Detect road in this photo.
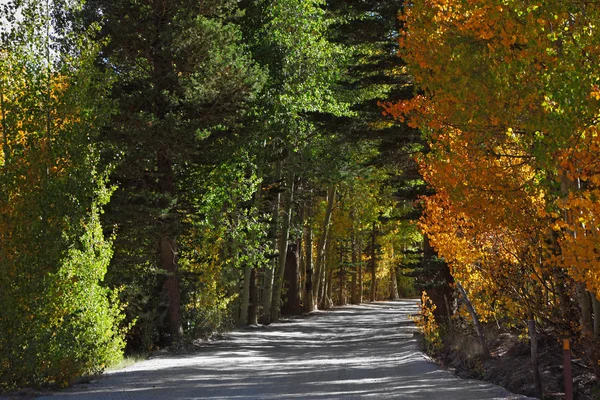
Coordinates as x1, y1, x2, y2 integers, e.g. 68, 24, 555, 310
37, 300, 532, 399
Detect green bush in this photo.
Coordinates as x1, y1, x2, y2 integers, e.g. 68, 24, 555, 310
0, 209, 126, 389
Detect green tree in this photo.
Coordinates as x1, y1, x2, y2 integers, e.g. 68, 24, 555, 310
83, 0, 264, 345
0, 0, 125, 388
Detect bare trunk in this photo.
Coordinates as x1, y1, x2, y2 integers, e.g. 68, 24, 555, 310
338, 244, 345, 306
248, 268, 258, 325
369, 222, 377, 302
529, 319, 543, 399
326, 257, 334, 309
318, 250, 328, 308
238, 264, 252, 327
160, 236, 182, 337
390, 246, 399, 300
456, 280, 489, 358
593, 293, 600, 336
305, 218, 314, 312
281, 243, 302, 315
390, 265, 400, 300
271, 171, 295, 322
261, 165, 282, 325
358, 238, 363, 303
350, 233, 358, 304
298, 237, 305, 310
312, 185, 336, 308
158, 151, 182, 339
577, 282, 593, 336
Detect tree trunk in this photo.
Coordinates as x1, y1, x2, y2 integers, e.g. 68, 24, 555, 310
358, 238, 363, 303
261, 164, 282, 325
326, 258, 334, 309
593, 293, 600, 336
528, 319, 543, 399
248, 267, 258, 325
389, 245, 399, 300
369, 222, 377, 302
577, 282, 593, 336
282, 243, 302, 315
238, 264, 252, 327
350, 233, 358, 304
158, 151, 182, 339
305, 218, 314, 312
318, 251, 328, 308
270, 171, 295, 322
298, 237, 305, 311
456, 280, 489, 358
338, 244, 345, 306
390, 265, 400, 300
312, 185, 336, 309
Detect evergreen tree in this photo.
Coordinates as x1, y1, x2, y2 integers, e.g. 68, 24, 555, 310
82, 0, 264, 345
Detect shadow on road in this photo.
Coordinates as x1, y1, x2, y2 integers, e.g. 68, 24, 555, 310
37, 300, 531, 400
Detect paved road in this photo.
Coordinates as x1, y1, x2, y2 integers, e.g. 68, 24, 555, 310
37, 300, 532, 399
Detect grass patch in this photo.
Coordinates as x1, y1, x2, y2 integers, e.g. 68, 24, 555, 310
106, 353, 149, 372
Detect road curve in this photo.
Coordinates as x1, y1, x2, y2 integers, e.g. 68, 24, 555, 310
37, 300, 532, 400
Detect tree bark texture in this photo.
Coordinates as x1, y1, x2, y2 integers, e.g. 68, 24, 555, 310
271, 171, 295, 322
338, 244, 345, 306
305, 220, 314, 312
369, 222, 377, 302
456, 280, 489, 358
593, 293, 600, 336
261, 164, 281, 324
158, 151, 182, 338
238, 264, 252, 327
358, 238, 363, 304
248, 267, 258, 325
282, 243, 302, 315
312, 185, 336, 309
528, 319, 543, 399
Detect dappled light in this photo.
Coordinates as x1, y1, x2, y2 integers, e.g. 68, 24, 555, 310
41, 301, 529, 400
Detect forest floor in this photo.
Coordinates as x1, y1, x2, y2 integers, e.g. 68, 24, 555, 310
436, 323, 600, 400
8, 300, 535, 400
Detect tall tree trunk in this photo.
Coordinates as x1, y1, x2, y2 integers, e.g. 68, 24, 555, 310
248, 267, 258, 325
312, 185, 336, 309
326, 256, 334, 309
271, 171, 295, 322
358, 238, 363, 303
282, 243, 302, 315
338, 247, 345, 306
390, 266, 400, 300
318, 250, 328, 308
389, 245, 399, 300
369, 222, 377, 302
261, 163, 282, 325
158, 151, 182, 339
593, 293, 600, 336
577, 283, 593, 336
456, 280, 489, 358
238, 264, 252, 327
351, 238, 358, 304
528, 319, 543, 399
305, 217, 314, 312
298, 237, 305, 311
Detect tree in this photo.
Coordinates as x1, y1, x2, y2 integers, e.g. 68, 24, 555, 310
388, 0, 600, 373
0, 0, 125, 388
83, 0, 264, 344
